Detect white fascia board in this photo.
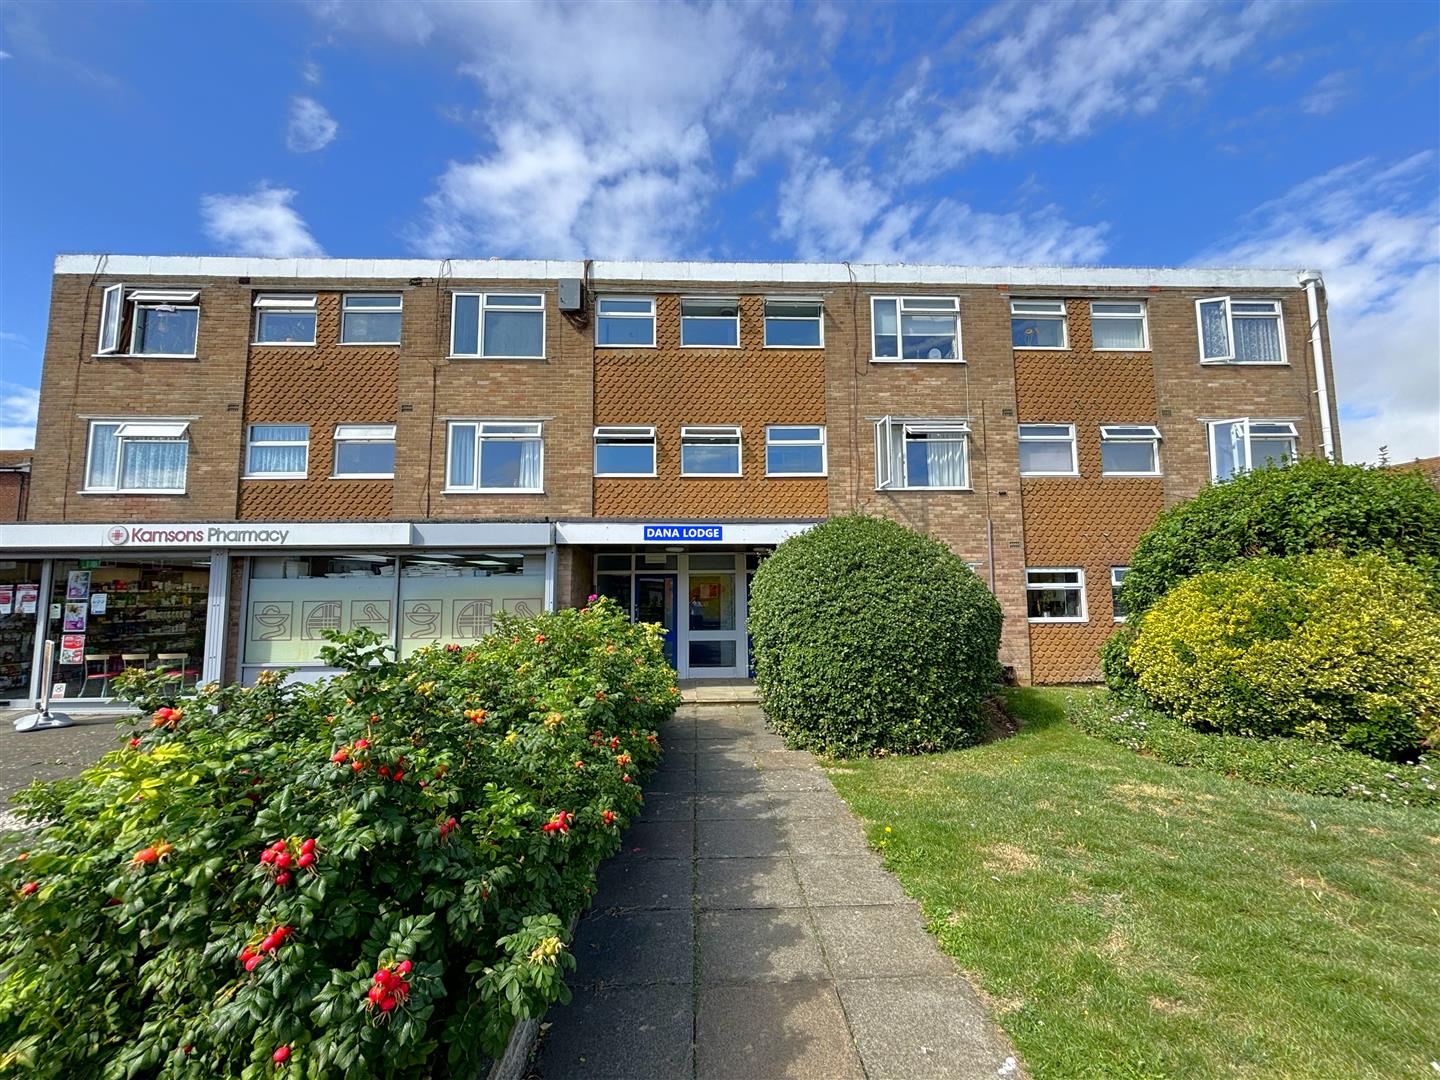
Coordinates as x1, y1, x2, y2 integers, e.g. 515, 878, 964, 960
554, 520, 820, 546
55, 255, 587, 280
410, 522, 553, 548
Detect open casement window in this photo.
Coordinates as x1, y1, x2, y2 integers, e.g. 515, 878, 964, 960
1010, 299, 1067, 349
1099, 424, 1162, 476
874, 417, 971, 489
446, 422, 544, 492
98, 286, 200, 356
593, 425, 657, 476
1018, 424, 1078, 476
595, 297, 656, 347
1026, 568, 1087, 622
332, 424, 397, 478
1208, 418, 1299, 481
253, 294, 318, 345
680, 425, 742, 476
1197, 297, 1286, 364
245, 424, 310, 478
85, 420, 190, 493
871, 296, 961, 361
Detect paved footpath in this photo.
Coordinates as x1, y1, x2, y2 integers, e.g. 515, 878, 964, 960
536, 703, 1020, 1080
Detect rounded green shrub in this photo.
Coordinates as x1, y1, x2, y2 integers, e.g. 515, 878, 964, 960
748, 515, 1003, 756
1119, 459, 1440, 619
1128, 552, 1440, 761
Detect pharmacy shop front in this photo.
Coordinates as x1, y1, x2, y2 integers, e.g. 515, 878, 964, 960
556, 521, 817, 679
0, 521, 554, 706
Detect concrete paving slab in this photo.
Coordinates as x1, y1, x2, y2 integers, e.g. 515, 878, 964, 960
698, 907, 828, 984
695, 791, 776, 820
695, 767, 766, 794
620, 819, 694, 860
697, 856, 805, 910
536, 982, 695, 1080
696, 982, 865, 1080
780, 812, 869, 855
752, 749, 821, 771
643, 766, 698, 795
697, 744, 759, 768
793, 854, 911, 906
759, 768, 834, 792
811, 905, 957, 979
696, 817, 788, 858
635, 791, 694, 822
765, 788, 848, 819
837, 976, 1019, 1080
571, 909, 694, 988
591, 856, 691, 911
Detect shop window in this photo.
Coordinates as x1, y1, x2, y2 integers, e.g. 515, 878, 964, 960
594, 426, 656, 477
680, 298, 740, 347
1018, 423, 1078, 476
871, 296, 961, 361
245, 424, 309, 479
1111, 567, 1130, 621
765, 425, 826, 475
1100, 424, 1161, 476
253, 294, 317, 344
397, 553, 544, 658
340, 294, 402, 344
874, 417, 970, 489
596, 297, 656, 347
332, 424, 396, 478
446, 421, 544, 492
763, 299, 823, 347
49, 558, 210, 700
85, 420, 189, 493
0, 561, 44, 703
680, 426, 742, 476
451, 292, 545, 358
1208, 418, 1298, 482
1026, 568, 1087, 622
97, 285, 200, 357
1090, 301, 1148, 350
1196, 297, 1285, 363
1010, 299, 1067, 349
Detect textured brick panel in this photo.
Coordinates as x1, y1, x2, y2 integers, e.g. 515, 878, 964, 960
239, 294, 398, 521
594, 295, 826, 518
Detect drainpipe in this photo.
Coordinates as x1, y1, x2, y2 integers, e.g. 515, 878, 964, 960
1298, 270, 1336, 462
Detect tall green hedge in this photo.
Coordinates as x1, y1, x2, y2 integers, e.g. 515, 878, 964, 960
748, 515, 1002, 756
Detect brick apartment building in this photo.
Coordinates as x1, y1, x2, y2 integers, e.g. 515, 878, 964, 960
0, 255, 1339, 705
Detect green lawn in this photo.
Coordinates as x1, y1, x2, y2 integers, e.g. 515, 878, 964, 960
826, 688, 1440, 1080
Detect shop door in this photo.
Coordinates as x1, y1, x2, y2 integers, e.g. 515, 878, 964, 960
633, 575, 677, 670
683, 554, 746, 678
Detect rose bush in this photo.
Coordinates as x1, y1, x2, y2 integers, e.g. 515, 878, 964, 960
0, 597, 677, 1078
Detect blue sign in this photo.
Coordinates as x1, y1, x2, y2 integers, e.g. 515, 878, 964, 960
643, 524, 724, 542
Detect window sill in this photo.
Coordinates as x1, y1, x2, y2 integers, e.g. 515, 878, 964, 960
878, 486, 974, 492
680, 474, 744, 479
1092, 346, 1151, 353
679, 344, 742, 350
93, 353, 198, 360
1100, 471, 1163, 478
442, 488, 546, 495
595, 343, 657, 350
1012, 345, 1069, 352
330, 474, 395, 481
762, 343, 824, 350
242, 474, 308, 481
251, 341, 317, 348
765, 472, 828, 478
447, 354, 547, 361
870, 358, 965, 364
78, 488, 187, 496
1020, 472, 1080, 478
595, 473, 658, 479
1028, 617, 1089, 624
339, 341, 402, 348
1199, 359, 1289, 367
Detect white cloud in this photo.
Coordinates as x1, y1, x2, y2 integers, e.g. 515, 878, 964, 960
1194, 153, 1440, 465
1299, 70, 1351, 116
199, 184, 325, 257
286, 95, 338, 153
0, 50, 12, 61
301, 60, 322, 85
0, 383, 39, 451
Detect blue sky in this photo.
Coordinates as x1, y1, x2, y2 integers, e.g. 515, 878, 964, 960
1, 0, 1437, 461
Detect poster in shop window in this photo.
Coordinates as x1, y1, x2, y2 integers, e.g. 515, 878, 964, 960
90, 593, 108, 615
16, 585, 38, 614
59, 634, 85, 665
0, 586, 12, 615
66, 570, 92, 600
63, 602, 88, 632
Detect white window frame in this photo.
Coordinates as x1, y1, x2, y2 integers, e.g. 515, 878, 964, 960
593, 425, 657, 477
1010, 299, 1068, 350
874, 416, 972, 490
762, 297, 825, 349
680, 425, 743, 477
83, 419, 191, 495
1090, 301, 1149, 351
98, 283, 124, 354
1110, 567, 1130, 622
765, 424, 827, 477
1196, 296, 1287, 365
252, 293, 318, 346
244, 423, 310, 479
332, 423, 397, 479
450, 292, 546, 359
340, 293, 403, 346
595, 296, 656, 349
680, 298, 741, 349
445, 421, 545, 494
870, 296, 963, 363
1018, 423, 1079, 477
1207, 418, 1299, 482
1099, 424, 1162, 477
1025, 568, 1088, 623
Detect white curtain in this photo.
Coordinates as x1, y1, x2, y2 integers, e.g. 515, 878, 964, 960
924, 437, 966, 486
249, 444, 307, 474
449, 425, 476, 487
1093, 318, 1144, 349
121, 440, 188, 489
87, 423, 120, 487
1199, 299, 1230, 358
1233, 317, 1282, 362
517, 439, 542, 488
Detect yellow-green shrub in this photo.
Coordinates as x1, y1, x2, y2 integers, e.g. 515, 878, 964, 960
1129, 553, 1440, 761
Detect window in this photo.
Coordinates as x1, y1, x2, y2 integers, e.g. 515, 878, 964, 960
1018, 424, 1078, 476
98, 286, 201, 357
766, 425, 826, 475
680, 298, 740, 347
1100, 424, 1162, 476
1026, 569, 1087, 622
341, 294, 402, 345
764, 299, 823, 347
596, 297, 655, 347
1091, 301, 1148, 350
1010, 299, 1067, 349
872, 296, 961, 361
245, 424, 309, 478
1196, 297, 1285, 363
333, 424, 396, 478
451, 292, 545, 358
447, 422, 543, 492
1111, 567, 1130, 622
253, 294, 317, 345
681, 426, 742, 476
594, 426, 656, 476
84, 420, 189, 493
1208, 418, 1298, 481
874, 418, 970, 489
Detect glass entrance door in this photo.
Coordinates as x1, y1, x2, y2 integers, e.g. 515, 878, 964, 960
684, 553, 746, 677
634, 574, 677, 670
